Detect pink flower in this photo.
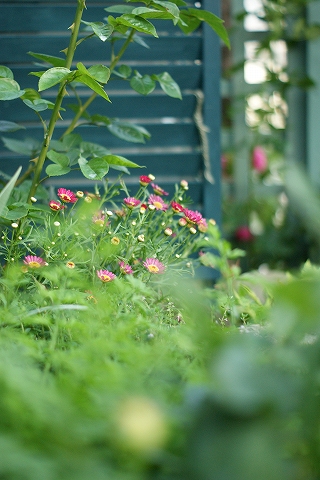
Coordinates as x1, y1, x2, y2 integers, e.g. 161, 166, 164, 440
23, 255, 46, 268
49, 200, 65, 211
123, 197, 141, 208
143, 258, 165, 274
252, 146, 268, 173
148, 194, 168, 211
151, 183, 169, 196
96, 269, 116, 282
57, 188, 77, 203
139, 175, 152, 186
171, 201, 184, 213
92, 211, 105, 227
235, 226, 254, 242
119, 261, 133, 275
184, 208, 202, 225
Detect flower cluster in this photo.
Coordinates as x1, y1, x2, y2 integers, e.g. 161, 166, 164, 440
17, 176, 213, 286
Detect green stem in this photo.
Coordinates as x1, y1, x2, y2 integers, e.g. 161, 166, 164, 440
62, 28, 136, 138
27, 0, 86, 201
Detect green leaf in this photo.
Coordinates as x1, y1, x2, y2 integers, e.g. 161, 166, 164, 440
117, 14, 158, 37
103, 154, 142, 168
0, 78, 25, 100
81, 21, 114, 41
178, 12, 200, 34
0, 121, 25, 133
38, 67, 71, 91
80, 141, 111, 158
114, 65, 132, 79
28, 52, 66, 67
75, 73, 111, 102
0, 66, 14, 79
47, 150, 70, 167
130, 74, 156, 95
3, 202, 29, 220
87, 65, 110, 84
0, 167, 22, 217
154, 72, 182, 99
87, 157, 110, 179
133, 35, 150, 49
1, 137, 40, 156
45, 164, 71, 177
78, 156, 103, 180
23, 98, 55, 112
107, 122, 150, 143
184, 8, 230, 48
105, 5, 134, 13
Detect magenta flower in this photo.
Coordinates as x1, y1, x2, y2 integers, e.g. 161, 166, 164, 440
151, 183, 169, 196
119, 261, 133, 275
57, 188, 77, 204
96, 269, 116, 282
123, 197, 141, 208
171, 201, 184, 213
139, 175, 152, 186
148, 194, 168, 211
23, 255, 46, 268
49, 200, 65, 211
252, 146, 268, 173
235, 226, 254, 242
184, 208, 203, 225
143, 258, 165, 274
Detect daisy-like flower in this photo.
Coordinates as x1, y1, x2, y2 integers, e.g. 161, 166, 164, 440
171, 201, 184, 213
151, 183, 169, 196
143, 258, 165, 274
184, 208, 203, 225
123, 197, 141, 208
148, 194, 168, 211
140, 203, 147, 214
119, 261, 133, 275
23, 255, 46, 269
164, 228, 173, 236
111, 236, 120, 245
57, 188, 77, 204
66, 261, 75, 269
92, 212, 105, 227
96, 269, 116, 282
49, 200, 65, 211
139, 175, 152, 187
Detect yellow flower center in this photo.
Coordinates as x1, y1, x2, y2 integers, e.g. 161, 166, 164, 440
101, 274, 111, 282
147, 264, 159, 273
153, 201, 163, 210
28, 261, 41, 268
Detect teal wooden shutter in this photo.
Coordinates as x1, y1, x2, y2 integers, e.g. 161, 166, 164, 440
0, 0, 221, 228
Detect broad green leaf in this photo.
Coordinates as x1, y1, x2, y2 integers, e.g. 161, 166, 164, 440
0, 66, 14, 79
81, 21, 114, 41
103, 154, 142, 168
75, 74, 111, 102
21, 88, 41, 101
178, 12, 200, 33
154, 71, 182, 99
0, 166, 22, 217
130, 74, 156, 95
87, 157, 110, 179
78, 156, 102, 180
3, 203, 28, 220
1, 137, 40, 156
185, 8, 230, 48
133, 35, 150, 49
118, 15, 158, 37
28, 52, 66, 67
87, 65, 110, 84
105, 5, 134, 13
46, 164, 71, 177
114, 65, 132, 79
23, 98, 55, 112
38, 67, 71, 91
0, 78, 25, 100
47, 150, 69, 167
152, 0, 180, 18
80, 141, 111, 158
62, 133, 82, 150
107, 122, 150, 143
0, 121, 25, 133
90, 114, 111, 125
107, 16, 129, 34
